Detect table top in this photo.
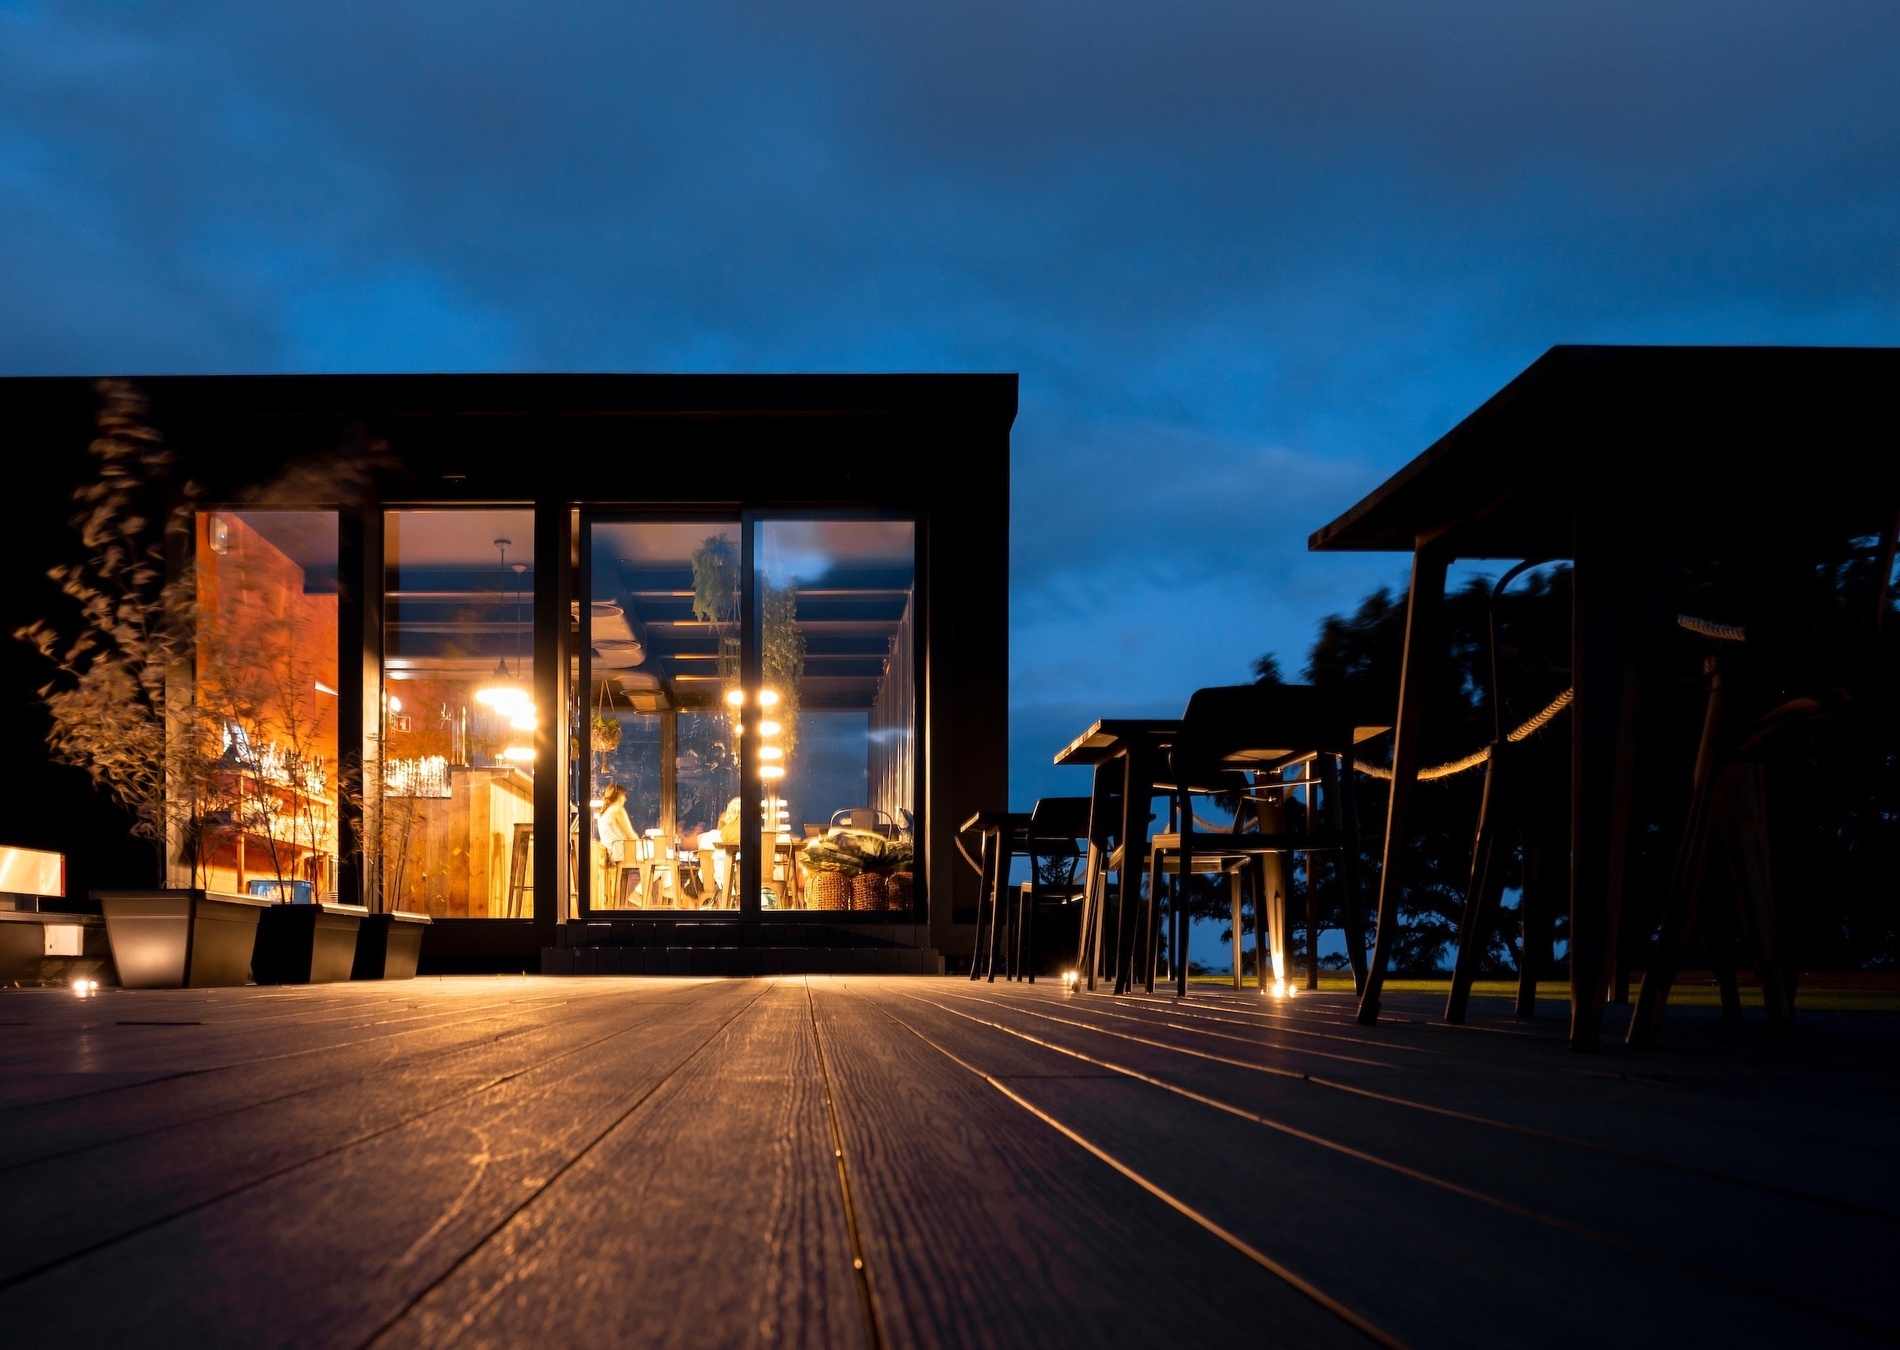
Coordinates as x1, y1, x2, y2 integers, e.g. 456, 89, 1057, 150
1053, 718, 1182, 767
1309, 344, 1900, 559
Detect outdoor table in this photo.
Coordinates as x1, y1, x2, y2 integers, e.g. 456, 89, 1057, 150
1309, 345, 1900, 1050
1053, 718, 1180, 994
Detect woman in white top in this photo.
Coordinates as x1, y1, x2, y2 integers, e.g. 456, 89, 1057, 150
595, 784, 640, 905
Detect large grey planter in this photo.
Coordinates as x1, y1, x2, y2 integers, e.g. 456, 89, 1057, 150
252, 902, 367, 984
352, 911, 432, 980
96, 890, 266, 988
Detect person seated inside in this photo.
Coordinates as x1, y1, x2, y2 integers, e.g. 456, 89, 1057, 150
695, 796, 742, 905
595, 784, 640, 906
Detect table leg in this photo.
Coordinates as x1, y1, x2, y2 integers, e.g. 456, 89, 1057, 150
1358, 544, 1449, 1026
1112, 748, 1147, 995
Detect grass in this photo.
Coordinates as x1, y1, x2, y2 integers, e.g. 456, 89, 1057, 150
1186, 972, 1900, 1014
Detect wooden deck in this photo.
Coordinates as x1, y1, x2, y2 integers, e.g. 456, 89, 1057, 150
1, 977, 1895, 1348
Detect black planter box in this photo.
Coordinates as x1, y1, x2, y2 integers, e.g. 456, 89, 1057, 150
352, 911, 432, 980
252, 902, 367, 984
96, 890, 266, 988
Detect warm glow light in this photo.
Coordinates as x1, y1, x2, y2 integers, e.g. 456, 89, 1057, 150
759, 764, 785, 780
725, 688, 744, 707
71, 978, 98, 996
758, 688, 780, 708
759, 746, 783, 761
502, 745, 536, 762
1269, 980, 1287, 999
1062, 970, 1078, 987
758, 720, 781, 736
388, 695, 402, 714
510, 713, 538, 731
588, 798, 604, 809
314, 680, 338, 697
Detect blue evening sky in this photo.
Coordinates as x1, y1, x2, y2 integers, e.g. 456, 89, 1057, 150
5, 1, 1899, 812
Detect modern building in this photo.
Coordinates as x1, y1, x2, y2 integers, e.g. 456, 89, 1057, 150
3, 375, 1015, 974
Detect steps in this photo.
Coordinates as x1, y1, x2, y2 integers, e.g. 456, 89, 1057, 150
541, 918, 943, 976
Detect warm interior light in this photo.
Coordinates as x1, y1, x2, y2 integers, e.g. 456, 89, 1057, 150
759, 764, 785, 780
758, 688, 780, 708
502, 745, 536, 762
388, 695, 403, 714
725, 688, 744, 707
759, 745, 783, 761
314, 680, 338, 697
509, 712, 538, 731
758, 720, 781, 736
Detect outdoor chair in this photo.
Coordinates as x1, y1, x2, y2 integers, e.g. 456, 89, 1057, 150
959, 803, 1089, 981
1152, 684, 1367, 999
1004, 797, 1090, 983
1445, 561, 1570, 1024
1630, 510, 1900, 1045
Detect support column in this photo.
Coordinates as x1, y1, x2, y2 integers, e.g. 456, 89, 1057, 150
336, 481, 382, 910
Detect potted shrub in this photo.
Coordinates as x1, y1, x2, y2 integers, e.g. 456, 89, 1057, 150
16, 383, 272, 987
802, 830, 913, 912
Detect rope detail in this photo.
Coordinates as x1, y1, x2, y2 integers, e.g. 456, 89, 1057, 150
1678, 614, 1747, 642
1353, 687, 1574, 783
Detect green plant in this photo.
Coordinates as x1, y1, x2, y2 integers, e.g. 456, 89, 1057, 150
14, 381, 220, 887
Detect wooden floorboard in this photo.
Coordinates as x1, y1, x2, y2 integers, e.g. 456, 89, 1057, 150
0, 975, 1894, 1348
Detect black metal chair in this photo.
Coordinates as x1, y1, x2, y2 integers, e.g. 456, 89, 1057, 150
1151, 684, 1369, 999
1006, 797, 1090, 983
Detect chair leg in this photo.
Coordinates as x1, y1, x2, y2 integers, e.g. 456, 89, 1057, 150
1720, 762, 1791, 1029
1253, 863, 1271, 994
1140, 843, 1155, 994
1323, 753, 1370, 996
969, 832, 994, 981
1230, 868, 1244, 991
1448, 755, 1508, 1024
1629, 660, 1727, 1047
1176, 820, 1193, 999
986, 838, 1009, 983
1515, 833, 1545, 1019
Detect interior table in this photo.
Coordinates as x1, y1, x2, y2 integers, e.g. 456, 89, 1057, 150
1309, 344, 1900, 1049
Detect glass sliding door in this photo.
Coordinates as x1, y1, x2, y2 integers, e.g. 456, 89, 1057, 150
584, 520, 742, 911
379, 509, 536, 918
754, 519, 917, 913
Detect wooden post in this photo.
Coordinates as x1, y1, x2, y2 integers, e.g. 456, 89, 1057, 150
1229, 866, 1243, 991
1357, 542, 1449, 1026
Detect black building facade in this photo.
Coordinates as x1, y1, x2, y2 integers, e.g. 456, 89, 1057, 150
3, 375, 1014, 973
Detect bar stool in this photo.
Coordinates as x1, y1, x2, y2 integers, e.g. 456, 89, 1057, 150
1153, 684, 1370, 999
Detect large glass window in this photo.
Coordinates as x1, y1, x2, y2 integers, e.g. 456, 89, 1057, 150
585, 521, 742, 911
757, 519, 916, 913
191, 510, 340, 902
379, 509, 536, 918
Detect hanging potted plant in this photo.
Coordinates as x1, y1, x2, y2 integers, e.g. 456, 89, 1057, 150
16, 381, 265, 988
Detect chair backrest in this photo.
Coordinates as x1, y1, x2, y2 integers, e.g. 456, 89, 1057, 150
1028, 796, 1091, 846
1173, 684, 1357, 789
830, 807, 896, 836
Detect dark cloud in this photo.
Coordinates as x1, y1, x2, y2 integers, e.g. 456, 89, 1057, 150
4, 0, 1898, 802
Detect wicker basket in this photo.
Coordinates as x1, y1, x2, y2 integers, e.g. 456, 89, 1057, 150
807, 871, 851, 911
884, 871, 913, 913
850, 873, 889, 912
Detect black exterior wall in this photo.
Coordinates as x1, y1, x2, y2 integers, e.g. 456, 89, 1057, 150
1, 374, 1014, 971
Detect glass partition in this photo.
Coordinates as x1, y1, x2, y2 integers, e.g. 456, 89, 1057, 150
379, 509, 535, 918
191, 511, 339, 901
585, 521, 742, 911
755, 519, 916, 913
